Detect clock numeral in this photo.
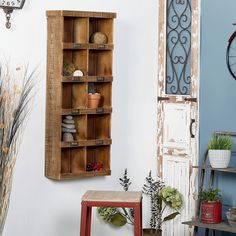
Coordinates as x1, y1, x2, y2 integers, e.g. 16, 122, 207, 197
1, 0, 5, 5
7, 1, 10, 5
17, 0, 20, 2
11, 1, 15, 5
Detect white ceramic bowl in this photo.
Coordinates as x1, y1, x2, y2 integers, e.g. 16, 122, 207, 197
226, 211, 236, 227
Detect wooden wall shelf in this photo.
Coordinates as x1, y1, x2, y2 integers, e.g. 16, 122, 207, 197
45, 10, 116, 180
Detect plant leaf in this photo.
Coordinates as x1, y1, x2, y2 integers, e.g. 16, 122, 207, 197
110, 213, 127, 226
163, 212, 180, 222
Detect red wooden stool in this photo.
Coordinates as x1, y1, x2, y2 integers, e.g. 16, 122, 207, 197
80, 190, 143, 236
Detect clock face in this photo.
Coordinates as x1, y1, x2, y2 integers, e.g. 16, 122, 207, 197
0, 0, 25, 9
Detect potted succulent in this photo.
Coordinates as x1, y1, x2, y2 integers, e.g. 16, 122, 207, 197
208, 135, 233, 168
199, 188, 222, 224
226, 206, 236, 227
142, 171, 183, 236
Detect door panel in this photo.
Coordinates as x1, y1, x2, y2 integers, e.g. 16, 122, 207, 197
163, 103, 191, 150
157, 0, 200, 235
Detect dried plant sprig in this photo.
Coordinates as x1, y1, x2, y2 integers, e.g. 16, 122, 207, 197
0, 64, 36, 236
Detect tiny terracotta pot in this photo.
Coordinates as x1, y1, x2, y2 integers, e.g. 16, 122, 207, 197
88, 93, 101, 108
143, 228, 162, 236
201, 201, 222, 224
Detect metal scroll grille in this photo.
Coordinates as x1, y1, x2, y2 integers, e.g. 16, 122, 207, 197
166, 0, 192, 95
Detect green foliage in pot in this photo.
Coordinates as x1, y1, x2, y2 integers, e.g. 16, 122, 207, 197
199, 188, 222, 202
208, 136, 233, 150
97, 169, 134, 227
97, 169, 183, 232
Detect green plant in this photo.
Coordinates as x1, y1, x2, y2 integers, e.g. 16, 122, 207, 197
199, 188, 222, 202
97, 170, 183, 232
143, 171, 183, 232
97, 169, 134, 226
208, 136, 233, 150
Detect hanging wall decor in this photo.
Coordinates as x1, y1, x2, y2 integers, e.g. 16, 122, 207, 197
0, 0, 25, 29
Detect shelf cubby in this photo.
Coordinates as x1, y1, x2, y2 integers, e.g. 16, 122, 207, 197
89, 18, 113, 44
64, 17, 89, 44
88, 50, 112, 76
45, 10, 116, 180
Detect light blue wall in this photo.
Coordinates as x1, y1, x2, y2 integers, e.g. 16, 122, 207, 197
200, 0, 236, 235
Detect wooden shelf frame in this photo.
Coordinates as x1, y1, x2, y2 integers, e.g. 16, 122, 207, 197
45, 10, 116, 180
183, 220, 236, 234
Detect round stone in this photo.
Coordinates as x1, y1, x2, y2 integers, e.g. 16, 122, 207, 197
63, 132, 74, 142
63, 119, 75, 124
62, 128, 76, 133
62, 123, 75, 129
65, 116, 73, 120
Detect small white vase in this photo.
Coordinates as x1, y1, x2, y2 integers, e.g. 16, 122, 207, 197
208, 150, 231, 168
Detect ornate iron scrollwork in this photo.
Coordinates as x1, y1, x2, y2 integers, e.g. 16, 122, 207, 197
166, 0, 192, 95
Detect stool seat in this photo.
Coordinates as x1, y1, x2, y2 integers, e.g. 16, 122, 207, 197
82, 190, 142, 203
80, 190, 143, 236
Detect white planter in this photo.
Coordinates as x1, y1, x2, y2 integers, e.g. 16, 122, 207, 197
208, 150, 231, 168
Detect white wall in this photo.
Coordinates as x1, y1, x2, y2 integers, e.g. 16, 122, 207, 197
1, 0, 158, 235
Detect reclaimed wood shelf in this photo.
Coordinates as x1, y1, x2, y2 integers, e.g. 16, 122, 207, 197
62, 76, 113, 83
62, 43, 114, 50
60, 139, 112, 148
183, 220, 236, 234
59, 170, 111, 180
45, 10, 116, 180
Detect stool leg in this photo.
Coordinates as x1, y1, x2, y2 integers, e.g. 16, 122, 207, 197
86, 207, 92, 236
134, 202, 142, 236
80, 202, 88, 236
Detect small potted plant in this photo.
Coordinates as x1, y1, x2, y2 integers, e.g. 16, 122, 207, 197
199, 188, 222, 224
226, 206, 236, 227
208, 135, 233, 168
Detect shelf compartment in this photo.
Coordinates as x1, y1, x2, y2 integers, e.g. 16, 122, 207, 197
63, 50, 88, 76
86, 145, 110, 172
62, 83, 87, 109
63, 17, 89, 43
62, 75, 113, 83
61, 147, 86, 174
89, 18, 113, 44
182, 220, 236, 233
88, 50, 112, 76
87, 114, 111, 140
61, 107, 112, 116
61, 138, 112, 148
88, 82, 111, 107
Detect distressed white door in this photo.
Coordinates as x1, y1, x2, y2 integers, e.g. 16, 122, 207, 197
157, 0, 200, 235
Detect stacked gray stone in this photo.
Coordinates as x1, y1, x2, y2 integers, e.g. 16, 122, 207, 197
62, 116, 76, 142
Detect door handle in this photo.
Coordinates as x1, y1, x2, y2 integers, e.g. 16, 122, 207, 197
190, 119, 195, 138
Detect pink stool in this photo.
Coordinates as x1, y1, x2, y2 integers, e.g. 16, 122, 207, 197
80, 190, 143, 236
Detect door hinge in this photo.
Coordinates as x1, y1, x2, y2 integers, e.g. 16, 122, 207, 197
184, 97, 197, 102
157, 96, 170, 102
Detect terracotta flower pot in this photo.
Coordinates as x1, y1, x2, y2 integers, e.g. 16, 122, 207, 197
88, 93, 101, 108
143, 228, 162, 236
201, 201, 222, 224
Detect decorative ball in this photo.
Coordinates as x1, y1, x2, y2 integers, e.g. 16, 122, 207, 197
63, 62, 76, 76
90, 32, 108, 44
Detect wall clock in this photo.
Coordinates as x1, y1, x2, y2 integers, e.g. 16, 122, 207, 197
226, 23, 236, 79
0, 0, 25, 29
